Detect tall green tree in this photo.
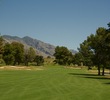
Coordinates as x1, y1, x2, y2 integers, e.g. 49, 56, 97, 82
11, 42, 24, 65
3, 43, 15, 65
78, 40, 94, 69
0, 36, 4, 65
87, 27, 110, 75
54, 46, 73, 65
24, 47, 36, 66
0, 36, 4, 56
74, 52, 84, 66
105, 22, 110, 70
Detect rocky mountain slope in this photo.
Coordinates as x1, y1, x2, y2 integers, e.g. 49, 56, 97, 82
3, 35, 77, 57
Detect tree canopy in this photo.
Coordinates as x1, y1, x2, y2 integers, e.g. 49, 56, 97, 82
54, 46, 73, 65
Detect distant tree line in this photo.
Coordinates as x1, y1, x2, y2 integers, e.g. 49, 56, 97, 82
0, 38, 44, 66
54, 22, 110, 76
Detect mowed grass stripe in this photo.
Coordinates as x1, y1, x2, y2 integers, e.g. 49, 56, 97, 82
0, 67, 110, 100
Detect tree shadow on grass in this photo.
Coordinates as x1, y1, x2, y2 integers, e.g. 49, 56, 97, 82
69, 73, 98, 77
84, 76, 110, 80
104, 82, 110, 85
69, 73, 110, 84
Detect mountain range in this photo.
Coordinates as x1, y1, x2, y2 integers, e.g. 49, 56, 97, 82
3, 35, 77, 57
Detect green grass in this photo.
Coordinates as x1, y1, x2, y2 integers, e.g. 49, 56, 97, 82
0, 65, 110, 100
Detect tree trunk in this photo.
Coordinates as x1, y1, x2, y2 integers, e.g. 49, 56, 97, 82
25, 60, 28, 66
13, 61, 16, 66
102, 66, 105, 76
98, 64, 101, 75
18, 62, 20, 65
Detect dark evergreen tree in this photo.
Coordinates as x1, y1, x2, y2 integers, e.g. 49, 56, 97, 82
78, 40, 94, 69
87, 27, 110, 75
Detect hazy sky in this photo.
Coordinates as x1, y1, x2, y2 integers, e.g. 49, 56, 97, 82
0, 0, 110, 50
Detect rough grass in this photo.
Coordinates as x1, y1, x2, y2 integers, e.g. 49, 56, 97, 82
0, 65, 110, 100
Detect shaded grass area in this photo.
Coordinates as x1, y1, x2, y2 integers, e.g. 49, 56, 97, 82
0, 66, 110, 100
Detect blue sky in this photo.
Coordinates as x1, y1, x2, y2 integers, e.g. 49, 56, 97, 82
0, 0, 110, 50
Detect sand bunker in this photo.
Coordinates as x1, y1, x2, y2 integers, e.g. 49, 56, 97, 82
0, 66, 43, 70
